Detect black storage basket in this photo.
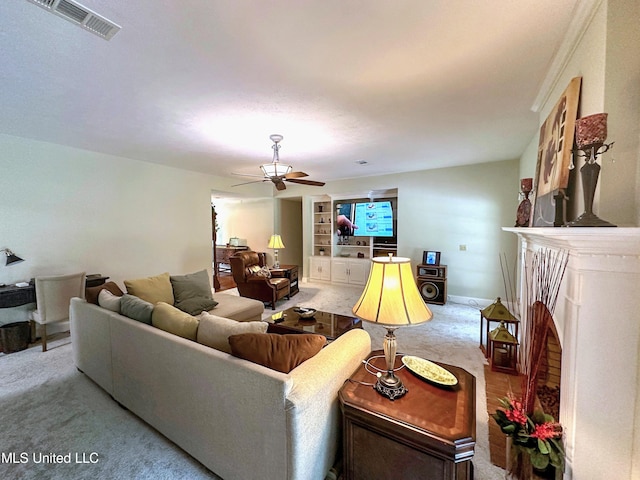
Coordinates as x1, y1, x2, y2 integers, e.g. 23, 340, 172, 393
0, 321, 30, 354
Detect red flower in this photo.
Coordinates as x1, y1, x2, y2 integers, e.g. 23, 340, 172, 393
504, 396, 527, 426
531, 422, 562, 441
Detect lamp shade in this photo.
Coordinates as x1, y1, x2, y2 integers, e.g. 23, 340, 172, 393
261, 162, 292, 178
268, 234, 285, 249
2, 249, 24, 266
353, 256, 433, 327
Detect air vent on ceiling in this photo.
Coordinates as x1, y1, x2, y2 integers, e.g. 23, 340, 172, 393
25, 0, 121, 40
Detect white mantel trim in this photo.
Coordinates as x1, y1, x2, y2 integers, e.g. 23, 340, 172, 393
503, 226, 640, 480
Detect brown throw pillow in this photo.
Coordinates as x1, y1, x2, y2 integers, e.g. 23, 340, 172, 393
85, 281, 124, 305
228, 333, 326, 374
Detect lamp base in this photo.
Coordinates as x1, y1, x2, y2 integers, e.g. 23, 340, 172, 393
566, 211, 616, 227
374, 373, 408, 400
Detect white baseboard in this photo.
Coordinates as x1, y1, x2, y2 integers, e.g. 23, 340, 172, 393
446, 295, 494, 310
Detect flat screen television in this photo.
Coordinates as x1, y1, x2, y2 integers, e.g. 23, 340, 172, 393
353, 201, 394, 237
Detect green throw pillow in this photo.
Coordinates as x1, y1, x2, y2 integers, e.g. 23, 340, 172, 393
170, 269, 217, 315
175, 296, 218, 316
120, 294, 154, 324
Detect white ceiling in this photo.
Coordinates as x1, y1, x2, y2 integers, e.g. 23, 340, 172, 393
1, 1, 579, 183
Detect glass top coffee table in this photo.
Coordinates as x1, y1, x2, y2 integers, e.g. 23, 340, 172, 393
267, 307, 363, 341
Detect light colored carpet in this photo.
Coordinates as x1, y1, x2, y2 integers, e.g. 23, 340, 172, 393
0, 282, 505, 479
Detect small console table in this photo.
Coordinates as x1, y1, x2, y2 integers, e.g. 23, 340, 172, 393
0, 283, 36, 308
0, 274, 109, 309
339, 351, 476, 480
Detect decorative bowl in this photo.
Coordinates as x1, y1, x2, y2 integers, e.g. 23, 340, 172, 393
294, 307, 316, 319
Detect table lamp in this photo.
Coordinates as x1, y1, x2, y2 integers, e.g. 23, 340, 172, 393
267, 234, 285, 268
352, 255, 433, 400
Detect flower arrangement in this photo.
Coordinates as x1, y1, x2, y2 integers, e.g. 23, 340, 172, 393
492, 395, 565, 475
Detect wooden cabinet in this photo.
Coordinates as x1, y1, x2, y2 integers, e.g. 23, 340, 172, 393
309, 256, 331, 282
215, 245, 248, 272
331, 258, 369, 285
340, 352, 476, 480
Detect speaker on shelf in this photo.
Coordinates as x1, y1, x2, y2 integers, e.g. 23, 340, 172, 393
417, 264, 447, 279
417, 277, 447, 305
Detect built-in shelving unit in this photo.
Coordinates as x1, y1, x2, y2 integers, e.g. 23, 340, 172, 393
309, 190, 398, 285
312, 198, 332, 257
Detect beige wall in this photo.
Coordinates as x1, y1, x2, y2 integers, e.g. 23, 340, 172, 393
280, 159, 520, 304
0, 133, 229, 324
519, 0, 640, 227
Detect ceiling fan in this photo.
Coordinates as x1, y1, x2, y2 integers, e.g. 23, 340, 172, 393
231, 134, 326, 191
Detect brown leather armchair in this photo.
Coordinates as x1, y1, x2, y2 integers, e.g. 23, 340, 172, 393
229, 251, 290, 310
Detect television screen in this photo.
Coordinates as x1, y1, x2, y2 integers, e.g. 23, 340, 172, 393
353, 201, 394, 237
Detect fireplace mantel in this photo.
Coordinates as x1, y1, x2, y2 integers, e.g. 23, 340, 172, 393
503, 227, 640, 480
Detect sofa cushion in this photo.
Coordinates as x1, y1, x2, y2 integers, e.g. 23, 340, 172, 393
228, 333, 327, 374
152, 302, 200, 341
197, 311, 267, 353
120, 294, 154, 324
85, 281, 124, 305
124, 272, 174, 305
209, 294, 264, 322
98, 289, 121, 313
170, 269, 218, 315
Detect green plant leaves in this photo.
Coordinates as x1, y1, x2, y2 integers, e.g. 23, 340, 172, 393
530, 449, 550, 470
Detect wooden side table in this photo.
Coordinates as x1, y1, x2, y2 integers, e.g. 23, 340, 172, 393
269, 264, 299, 296
339, 351, 475, 480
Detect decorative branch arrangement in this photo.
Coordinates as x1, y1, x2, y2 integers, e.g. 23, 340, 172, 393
500, 252, 519, 319
521, 248, 569, 414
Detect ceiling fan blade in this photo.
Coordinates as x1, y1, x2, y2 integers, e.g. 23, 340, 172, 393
231, 179, 268, 187
231, 172, 266, 178
285, 171, 308, 179
286, 178, 326, 187
273, 179, 287, 190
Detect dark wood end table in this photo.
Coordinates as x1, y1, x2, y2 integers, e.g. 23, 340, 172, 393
339, 351, 476, 480
269, 265, 299, 296
266, 307, 362, 341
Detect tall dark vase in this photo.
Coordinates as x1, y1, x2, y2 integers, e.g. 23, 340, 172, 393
568, 113, 616, 227
567, 146, 616, 227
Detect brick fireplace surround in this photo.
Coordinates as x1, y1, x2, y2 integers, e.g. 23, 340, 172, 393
504, 227, 640, 480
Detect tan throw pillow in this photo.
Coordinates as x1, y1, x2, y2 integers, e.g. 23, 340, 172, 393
152, 302, 199, 341
125, 272, 174, 305
228, 333, 326, 374
196, 311, 267, 354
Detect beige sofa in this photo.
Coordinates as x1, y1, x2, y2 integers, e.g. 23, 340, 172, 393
70, 297, 371, 480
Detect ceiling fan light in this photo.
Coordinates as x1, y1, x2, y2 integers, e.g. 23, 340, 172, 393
261, 163, 292, 177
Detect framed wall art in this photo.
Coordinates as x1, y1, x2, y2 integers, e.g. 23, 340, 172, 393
531, 77, 582, 226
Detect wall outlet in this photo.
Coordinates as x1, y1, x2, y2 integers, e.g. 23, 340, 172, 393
459, 244, 467, 251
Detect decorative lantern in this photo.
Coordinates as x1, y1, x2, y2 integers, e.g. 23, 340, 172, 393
480, 297, 519, 358
489, 321, 519, 375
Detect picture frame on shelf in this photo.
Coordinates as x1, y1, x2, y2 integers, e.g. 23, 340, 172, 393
423, 251, 441, 266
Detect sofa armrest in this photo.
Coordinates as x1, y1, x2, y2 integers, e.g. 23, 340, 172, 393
285, 328, 371, 479
70, 297, 115, 395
